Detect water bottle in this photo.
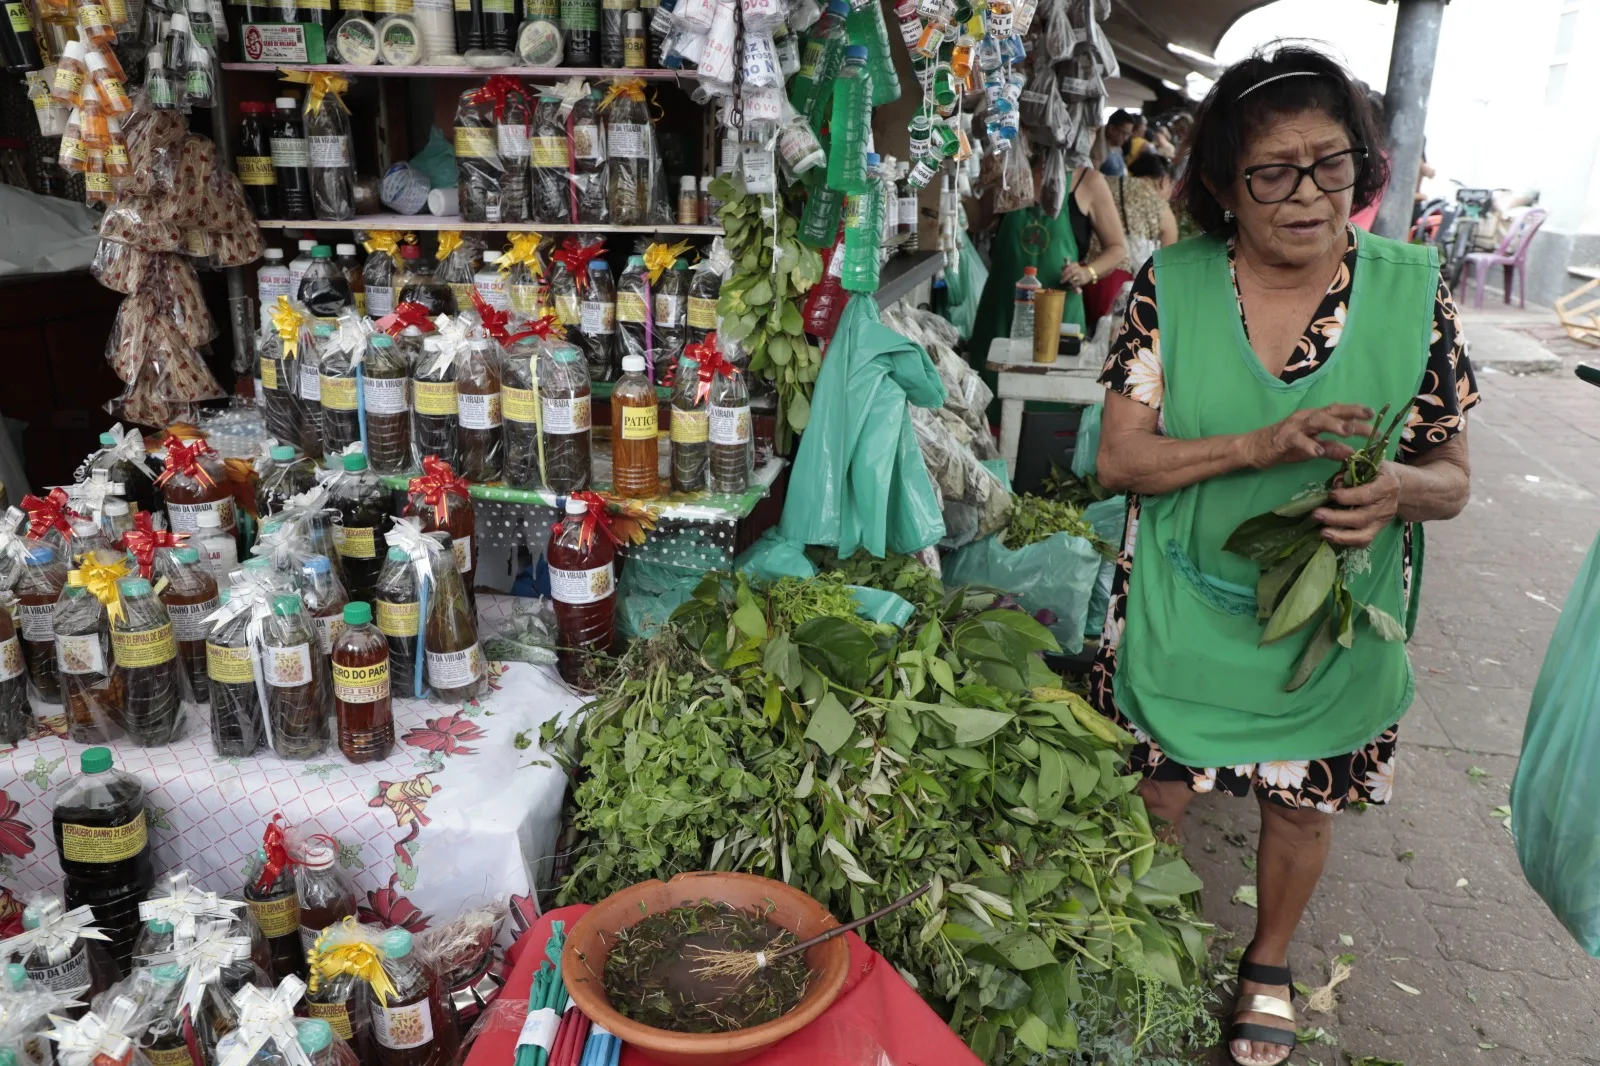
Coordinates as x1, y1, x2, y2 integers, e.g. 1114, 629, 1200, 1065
846, 3, 899, 106
842, 152, 882, 293
825, 45, 871, 195
1009, 266, 1040, 341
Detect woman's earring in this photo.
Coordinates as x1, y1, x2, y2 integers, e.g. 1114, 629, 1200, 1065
1223, 209, 1235, 223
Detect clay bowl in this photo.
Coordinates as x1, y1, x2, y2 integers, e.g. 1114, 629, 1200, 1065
562, 871, 851, 1066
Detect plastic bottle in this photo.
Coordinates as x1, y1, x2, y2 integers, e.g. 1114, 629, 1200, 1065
331, 453, 394, 604
623, 11, 645, 65
559, 0, 597, 66
301, 555, 350, 660
337, 244, 366, 316
51, 40, 87, 106
133, 914, 176, 961
569, 90, 609, 224
364, 240, 399, 319
156, 545, 219, 706
294, 836, 357, 950
422, 533, 483, 702
846, 2, 897, 105
600, 0, 630, 67
258, 444, 318, 518
547, 497, 615, 686
614, 254, 651, 372
577, 259, 617, 383
113, 576, 184, 746
16, 543, 66, 706
436, 236, 478, 318
143, 49, 176, 109
257, 249, 292, 318
411, 336, 459, 469
264, 593, 328, 759
824, 45, 870, 195
271, 97, 313, 222
0, 0, 41, 72
397, 245, 455, 315
841, 151, 882, 293
528, 94, 570, 224
205, 588, 263, 757
0, 596, 29, 745
328, 601, 392, 763
54, 572, 117, 745
233, 103, 277, 222
801, 234, 846, 340
363, 334, 412, 476
604, 89, 650, 224
300, 244, 353, 318
288, 238, 318, 300
669, 353, 707, 493
243, 846, 306, 983
19, 903, 119, 1007
898, 160, 919, 249
369, 928, 458, 1066
100, 498, 133, 549
707, 357, 751, 493
652, 259, 689, 372
798, 169, 845, 248
610, 354, 657, 499
455, 337, 502, 482
1009, 264, 1040, 341
90, 434, 160, 517
189, 510, 238, 585
473, 252, 508, 311
375, 547, 418, 700
83, 148, 114, 205
144, 965, 194, 1064
686, 255, 721, 349
320, 333, 360, 457
298, 322, 330, 463
53, 746, 155, 971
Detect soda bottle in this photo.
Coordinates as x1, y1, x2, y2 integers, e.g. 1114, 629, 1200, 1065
206, 587, 263, 757
336, 244, 366, 315
243, 844, 307, 982
411, 336, 459, 470
300, 244, 352, 318
330, 453, 394, 604
669, 352, 707, 493
707, 357, 751, 493
301, 555, 349, 661
369, 928, 459, 1066
264, 592, 328, 759
257, 444, 317, 518
293, 835, 357, 950
0, 594, 29, 745
331, 601, 392, 763
363, 334, 412, 476
54, 570, 118, 745
16, 542, 66, 706
841, 152, 882, 293
547, 497, 615, 686
271, 97, 313, 222
1009, 265, 1040, 341
156, 545, 219, 705
375, 546, 419, 700
826, 45, 870, 194
112, 577, 184, 746
53, 746, 155, 971
455, 337, 502, 483
614, 254, 651, 372
422, 532, 483, 702
801, 234, 847, 340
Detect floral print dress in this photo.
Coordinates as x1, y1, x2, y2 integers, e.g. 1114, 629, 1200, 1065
1093, 227, 1480, 811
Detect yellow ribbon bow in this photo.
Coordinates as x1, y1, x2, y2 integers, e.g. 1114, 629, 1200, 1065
362, 230, 410, 260
308, 920, 400, 1006
499, 231, 544, 277
436, 230, 464, 263
643, 240, 693, 284
269, 296, 306, 360
598, 76, 646, 111
280, 70, 349, 114
74, 556, 131, 626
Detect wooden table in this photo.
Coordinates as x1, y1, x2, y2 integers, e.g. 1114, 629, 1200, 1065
986, 338, 1107, 476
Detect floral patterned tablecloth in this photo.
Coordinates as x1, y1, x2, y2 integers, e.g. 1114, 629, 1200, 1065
0, 595, 578, 935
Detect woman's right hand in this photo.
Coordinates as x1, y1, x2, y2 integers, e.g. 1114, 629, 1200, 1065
1239, 405, 1374, 470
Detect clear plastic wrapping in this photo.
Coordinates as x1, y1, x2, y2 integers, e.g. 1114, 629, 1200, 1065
385, 521, 483, 703
411, 335, 460, 470
598, 78, 663, 225
454, 336, 503, 482
529, 94, 570, 224
261, 592, 328, 760
304, 82, 356, 222
55, 560, 123, 745
454, 86, 508, 224
110, 576, 185, 747
374, 540, 420, 701
362, 333, 413, 476
205, 581, 265, 757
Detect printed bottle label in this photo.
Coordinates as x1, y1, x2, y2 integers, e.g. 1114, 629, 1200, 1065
615, 291, 647, 323
18, 602, 56, 642
57, 634, 106, 676
206, 642, 254, 684
501, 386, 535, 424
620, 404, 657, 440
333, 659, 389, 703
167, 598, 219, 642
112, 624, 176, 668
530, 136, 567, 168
60, 812, 147, 864
145, 1046, 193, 1066
0, 637, 22, 683
671, 408, 708, 444
412, 381, 458, 417
167, 498, 237, 535
366, 285, 395, 318
542, 394, 591, 434
339, 527, 377, 560
270, 136, 310, 169
653, 293, 682, 325
372, 998, 434, 1051
261, 361, 280, 392
263, 643, 313, 688
6, 2, 32, 32
709, 404, 751, 445
321, 375, 358, 411
376, 600, 418, 638
452, 535, 473, 574
363, 376, 407, 414
496, 125, 530, 159
308, 1001, 354, 1041
458, 392, 501, 430
425, 644, 482, 688
606, 122, 647, 160
549, 562, 614, 606
247, 894, 299, 938
25, 946, 89, 994
580, 301, 615, 335
453, 126, 495, 159
308, 136, 349, 168
687, 296, 717, 329
299, 364, 322, 401
238, 156, 275, 186
313, 613, 345, 655
554, 293, 580, 325
570, 122, 603, 160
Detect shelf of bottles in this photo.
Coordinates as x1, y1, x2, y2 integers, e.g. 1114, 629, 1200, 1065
256, 217, 723, 234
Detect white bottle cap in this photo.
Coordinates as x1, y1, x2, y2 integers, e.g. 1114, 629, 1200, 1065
264, 248, 284, 260
700, 175, 713, 190
299, 239, 316, 251
626, 10, 642, 26
169, 12, 189, 31
482, 252, 500, 264
275, 96, 297, 109
335, 243, 356, 255
85, 51, 107, 71
62, 40, 85, 61
195, 510, 221, 529
103, 499, 128, 516
621, 354, 645, 373
680, 174, 696, 191
564, 497, 587, 515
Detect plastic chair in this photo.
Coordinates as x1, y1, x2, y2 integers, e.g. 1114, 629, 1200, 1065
1462, 208, 1548, 309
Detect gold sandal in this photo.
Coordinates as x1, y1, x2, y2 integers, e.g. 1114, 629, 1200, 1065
1228, 955, 1297, 1066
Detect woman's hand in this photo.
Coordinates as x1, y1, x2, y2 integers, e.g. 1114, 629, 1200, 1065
1060, 262, 1093, 290
1239, 405, 1374, 470
1314, 463, 1403, 548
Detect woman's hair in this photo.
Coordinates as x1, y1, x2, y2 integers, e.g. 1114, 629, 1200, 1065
1129, 151, 1172, 180
1175, 42, 1391, 234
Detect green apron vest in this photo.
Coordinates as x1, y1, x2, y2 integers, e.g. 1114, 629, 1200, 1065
1113, 230, 1438, 766
969, 205, 1086, 379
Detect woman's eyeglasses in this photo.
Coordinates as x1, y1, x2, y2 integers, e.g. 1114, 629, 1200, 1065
1242, 148, 1367, 204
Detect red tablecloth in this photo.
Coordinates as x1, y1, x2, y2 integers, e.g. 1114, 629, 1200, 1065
471, 905, 980, 1066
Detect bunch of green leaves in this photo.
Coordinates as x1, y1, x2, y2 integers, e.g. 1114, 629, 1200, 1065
804, 548, 948, 614
710, 173, 824, 451
764, 572, 871, 632
544, 570, 1216, 1064
1001, 494, 1117, 558
1224, 405, 1410, 690
1039, 464, 1114, 509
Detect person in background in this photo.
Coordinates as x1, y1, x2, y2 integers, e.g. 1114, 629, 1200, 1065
1150, 122, 1178, 160
1125, 113, 1151, 165
1100, 109, 1136, 176
1083, 151, 1179, 322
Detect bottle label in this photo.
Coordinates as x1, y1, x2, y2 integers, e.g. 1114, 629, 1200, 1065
653, 293, 682, 325
512, 283, 546, 316
580, 301, 614, 335
26, 947, 89, 994
6, 2, 32, 32
308, 136, 349, 169
167, 597, 219, 642
247, 894, 299, 938
309, 1001, 355, 1041
299, 364, 322, 401
77, 2, 109, 27
454, 127, 496, 159
615, 291, 647, 323
496, 125, 530, 160
313, 613, 345, 655
372, 998, 435, 1051
448, 282, 475, 312
687, 296, 717, 330
570, 123, 603, 161
549, 561, 614, 606
620, 404, 657, 440
671, 408, 707, 444
339, 527, 377, 560
377, 600, 418, 638
238, 156, 275, 186
501, 386, 536, 424
18, 602, 56, 642
112, 624, 176, 669
900, 195, 917, 226
709, 404, 751, 445
355, 292, 367, 315
553, 293, 580, 326
624, 36, 645, 65
452, 535, 472, 574
541, 394, 591, 434
412, 381, 458, 417
606, 122, 648, 160
270, 136, 310, 169
0, 637, 21, 684
458, 392, 501, 430
53, 67, 83, 97
206, 642, 254, 684
263, 643, 313, 688
531, 136, 567, 168
475, 277, 509, 310
321, 375, 358, 411
146, 1047, 193, 1066
85, 171, 113, 197
374, 0, 412, 10
333, 658, 389, 703
57, 633, 106, 676
107, 142, 131, 170
167, 498, 237, 535
558, 0, 597, 30
261, 361, 279, 392
363, 376, 407, 414
425, 644, 482, 688
366, 285, 395, 318
60, 812, 147, 864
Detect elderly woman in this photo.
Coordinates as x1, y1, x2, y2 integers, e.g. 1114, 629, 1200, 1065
1092, 46, 1477, 1066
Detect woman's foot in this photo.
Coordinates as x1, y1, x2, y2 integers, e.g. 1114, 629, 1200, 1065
1228, 954, 1297, 1066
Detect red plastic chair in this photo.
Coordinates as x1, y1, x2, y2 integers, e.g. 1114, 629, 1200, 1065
1462, 207, 1549, 309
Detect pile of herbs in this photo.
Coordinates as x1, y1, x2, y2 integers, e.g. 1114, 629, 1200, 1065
1001, 495, 1117, 559
1224, 405, 1410, 690
544, 568, 1217, 1064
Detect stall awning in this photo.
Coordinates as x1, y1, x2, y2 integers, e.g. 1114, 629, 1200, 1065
1104, 0, 1275, 85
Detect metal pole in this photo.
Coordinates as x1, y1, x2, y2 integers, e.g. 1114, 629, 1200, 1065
1373, 0, 1447, 239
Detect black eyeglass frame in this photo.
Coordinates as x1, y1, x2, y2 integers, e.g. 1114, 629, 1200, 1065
1241, 147, 1369, 205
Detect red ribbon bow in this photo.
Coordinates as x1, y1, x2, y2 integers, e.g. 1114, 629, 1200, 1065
504, 313, 566, 347
376, 302, 437, 337
471, 75, 529, 127
470, 291, 512, 342
408, 456, 470, 526
119, 511, 186, 579
689, 333, 740, 404
255, 814, 293, 893
20, 488, 83, 540
553, 490, 626, 551
551, 238, 604, 296
155, 438, 219, 490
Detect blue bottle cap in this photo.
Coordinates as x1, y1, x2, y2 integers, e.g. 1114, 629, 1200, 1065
304, 555, 331, 574
866, 152, 880, 166
381, 928, 413, 958
297, 1020, 334, 1055
844, 44, 868, 60
24, 544, 54, 565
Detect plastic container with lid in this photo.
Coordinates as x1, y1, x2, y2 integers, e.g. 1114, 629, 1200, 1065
332, 601, 392, 764
294, 833, 358, 952
53, 747, 155, 971
335, 14, 380, 63
547, 496, 615, 687
609, 353, 658, 499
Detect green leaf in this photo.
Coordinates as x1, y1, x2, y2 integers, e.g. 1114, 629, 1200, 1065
787, 390, 811, 432
1026, 964, 1069, 1030
1256, 534, 1323, 620
731, 600, 767, 641
1272, 486, 1330, 517
928, 656, 957, 695
746, 278, 773, 307
803, 692, 855, 755
793, 615, 876, 689
720, 312, 755, 342
1287, 616, 1338, 692
969, 609, 1060, 653
997, 931, 1056, 970
767, 334, 792, 365
762, 631, 802, 689
1035, 745, 1067, 818
1365, 604, 1407, 641
927, 704, 1015, 745
1225, 511, 1315, 561
1133, 856, 1204, 906
1015, 1013, 1049, 1054
781, 302, 805, 334
1336, 583, 1356, 649
1261, 542, 1336, 644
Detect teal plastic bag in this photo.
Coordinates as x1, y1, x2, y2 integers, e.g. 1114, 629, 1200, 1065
410, 128, 458, 189
779, 295, 947, 558
615, 530, 726, 640
1082, 495, 1126, 640
1072, 402, 1103, 478
942, 232, 988, 341
944, 532, 1101, 653
732, 531, 914, 627
1512, 530, 1600, 956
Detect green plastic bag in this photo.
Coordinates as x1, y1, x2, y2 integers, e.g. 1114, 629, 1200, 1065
1512, 530, 1600, 956
734, 531, 915, 627
942, 232, 988, 341
616, 530, 726, 640
944, 532, 1102, 653
778, 295, 947, 558
1082, 495, 1127, 640
1072, 402, 1103, 479
410, 128, 458, 189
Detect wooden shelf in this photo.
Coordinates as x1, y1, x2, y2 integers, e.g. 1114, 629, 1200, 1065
875, 250, 945, 309
255, 216, 722, 234
222, 63, 688, 81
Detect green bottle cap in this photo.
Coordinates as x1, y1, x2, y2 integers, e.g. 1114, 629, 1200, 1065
381, 928, 413, 958
371, 334, 394, 348
627, 254, 645, 267
297, 1020, 334, 1055
671, 259, 688, 271
270, 445, 296, 461
550, 343, 581, 364
153, 963, 184, 982
21, 907, 39, 930
218, 587, 232, 605
99, 432, 117, 446
387, 546, 409, 562
244, 557, 272, 572
81, 747, 113, 773
5, 963, 27, 990
343, 602, 372, 626
273, 594, 303, 614
312, 245, 333, 258
0, 1046, 15, 1066
148, 918, 174, 934
343, 453, 368, 472
173, 546, 200, 564
119, 577, 152, 596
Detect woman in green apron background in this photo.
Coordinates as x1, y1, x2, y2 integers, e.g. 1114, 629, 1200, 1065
1090, 48, 1476, 1066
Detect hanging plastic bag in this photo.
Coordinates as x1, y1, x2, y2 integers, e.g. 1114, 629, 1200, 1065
944, 531, 1099, 652
529, 93, 571, 224
281, 72, 355, 222
1038, 145, 1067, 219
454, 85, 507, 224
993, 134, 1036, 215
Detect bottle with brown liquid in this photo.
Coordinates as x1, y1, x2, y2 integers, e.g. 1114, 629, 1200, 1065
53, 746, 154, 971
16, 900, 121, 1015
160, 441, 238, 541
301, 555, 350, 665
0, 596, 33, 745
406, 458, 476, 614
454, 336, 502, 482
333, 601, 392, 762
330, 453, 394, 605
610, 353, 658, 498
206, 587, 264, 757
411, 337, 459, 470
54, 571, 121, 744
257, 445, 319, 518
112, 577, 184, 746
156, 545, 219, 705
369, 928, 458, 1066
243, 845, 307, 983
547, 497, 616, 687
15, 542, 66, 706
307, 946, 374, 1066
294, 836, 358, 952
145, 964, 195, 1066
376, 547, 419, 701
363, 334, 412, 476
264, 593, 328, 759
422, 533, 484, 703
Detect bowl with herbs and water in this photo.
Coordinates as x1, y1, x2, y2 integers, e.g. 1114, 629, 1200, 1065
562, 871, 851, 1066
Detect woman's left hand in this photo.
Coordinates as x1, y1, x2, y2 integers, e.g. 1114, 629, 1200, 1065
1060, 263, 1092, 290
1314, 463, 1404, 548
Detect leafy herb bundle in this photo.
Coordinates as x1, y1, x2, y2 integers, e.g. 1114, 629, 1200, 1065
544, 569, 1217, 1064
1224, 405, 1411, 690
1001, 494, 1117, 559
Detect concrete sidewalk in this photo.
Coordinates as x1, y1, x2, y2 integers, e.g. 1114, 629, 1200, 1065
1183, 307, 1600, 1065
